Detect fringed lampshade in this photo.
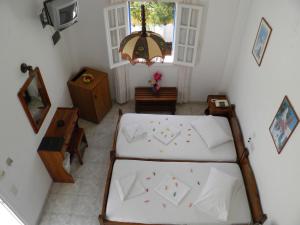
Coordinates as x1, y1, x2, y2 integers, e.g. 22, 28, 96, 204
119, 5, 168, 66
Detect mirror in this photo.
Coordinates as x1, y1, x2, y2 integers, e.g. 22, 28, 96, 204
18, 67, 51, 133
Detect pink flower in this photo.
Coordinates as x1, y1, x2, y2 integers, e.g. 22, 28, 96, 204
153, 72, 162, 81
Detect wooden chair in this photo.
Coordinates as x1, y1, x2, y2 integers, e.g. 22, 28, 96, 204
68, 127, 88, 165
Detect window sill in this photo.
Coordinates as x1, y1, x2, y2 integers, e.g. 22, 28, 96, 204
151, 55, 174, 66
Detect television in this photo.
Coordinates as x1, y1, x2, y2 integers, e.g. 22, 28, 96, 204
44, 0, 79, 31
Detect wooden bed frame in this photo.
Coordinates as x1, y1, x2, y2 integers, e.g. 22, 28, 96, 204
99, 107, 267, 225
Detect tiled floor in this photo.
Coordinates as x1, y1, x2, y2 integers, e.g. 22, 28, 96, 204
39, 102, 207, 225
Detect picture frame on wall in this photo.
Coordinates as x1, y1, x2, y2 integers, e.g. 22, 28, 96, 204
269, 96, 299, 154
252, 17, 272, 66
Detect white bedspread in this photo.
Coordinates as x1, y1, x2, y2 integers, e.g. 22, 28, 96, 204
106, 160, 251, 225
116, 114, 237, 161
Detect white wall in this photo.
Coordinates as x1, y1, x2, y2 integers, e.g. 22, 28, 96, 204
227, 0, 300, 224
0, 1, 73, 224
219, 0, 252, 92
65, 0, 242, 101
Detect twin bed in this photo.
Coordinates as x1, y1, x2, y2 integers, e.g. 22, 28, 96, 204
99, 107, 267, 225
116, 113, 237, 162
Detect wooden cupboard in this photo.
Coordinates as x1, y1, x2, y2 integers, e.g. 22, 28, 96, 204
68, 67, 112, 123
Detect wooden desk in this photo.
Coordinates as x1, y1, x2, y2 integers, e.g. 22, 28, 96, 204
204, 95, 233, 117
38, 107, 87, 183
135, 87, 177, 114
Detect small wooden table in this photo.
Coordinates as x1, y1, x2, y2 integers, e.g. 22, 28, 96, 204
204, 95, 233, 117
135, 87, 177, 114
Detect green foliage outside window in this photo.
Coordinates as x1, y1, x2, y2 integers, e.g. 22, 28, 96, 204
130, 2, 175, 27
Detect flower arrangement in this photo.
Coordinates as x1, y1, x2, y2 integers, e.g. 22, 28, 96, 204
148, 72, 162, 94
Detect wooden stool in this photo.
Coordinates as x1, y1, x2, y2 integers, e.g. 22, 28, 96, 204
68, 127, 88, 165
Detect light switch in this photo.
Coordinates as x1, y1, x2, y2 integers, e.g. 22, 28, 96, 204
247, 132, 256, 152
6, 157, 13, 166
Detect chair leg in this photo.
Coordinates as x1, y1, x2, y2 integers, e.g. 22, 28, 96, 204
75, 147, 84, 165
83, 131, 88, 147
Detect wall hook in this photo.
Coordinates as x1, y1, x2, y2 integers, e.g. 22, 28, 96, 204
20, 63, 33, 74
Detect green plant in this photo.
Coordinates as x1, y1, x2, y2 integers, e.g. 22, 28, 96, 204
130, 2, 175, 27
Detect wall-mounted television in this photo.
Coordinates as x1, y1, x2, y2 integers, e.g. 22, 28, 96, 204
44, 0, 79, 31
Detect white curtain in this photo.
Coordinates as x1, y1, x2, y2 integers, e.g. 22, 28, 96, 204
177, 66, 192, 104
110, 0, 130, 104
113, 65, 130, 104
175, 0, 199, 103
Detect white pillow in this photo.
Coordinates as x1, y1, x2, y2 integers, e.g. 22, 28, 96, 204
194, 167, 238, 222
121, 123, 147, 143
190, 116, 233, 148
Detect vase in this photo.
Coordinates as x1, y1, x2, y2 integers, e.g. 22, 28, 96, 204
151, 86, 160, 95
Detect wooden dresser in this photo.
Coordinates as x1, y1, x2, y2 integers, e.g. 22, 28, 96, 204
38, 108, 87, 183
135, 87, 177, 114
68, 67, 112, 123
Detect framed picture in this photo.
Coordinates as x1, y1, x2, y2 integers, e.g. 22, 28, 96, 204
269, 96, 299, 154
252, 17, 272, 66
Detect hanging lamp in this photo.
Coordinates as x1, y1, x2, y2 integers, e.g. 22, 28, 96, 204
119, 4, 168, 66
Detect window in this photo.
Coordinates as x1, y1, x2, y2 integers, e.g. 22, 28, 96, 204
129, 2, 175, 62
174, 4, 203, 66
104, 2, 203, 68
0, 198, 24, 225
104, 3, 130, 69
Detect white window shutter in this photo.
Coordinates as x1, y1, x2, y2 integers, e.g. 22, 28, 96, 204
174, 4, 203, 67
104, 3, 129, 69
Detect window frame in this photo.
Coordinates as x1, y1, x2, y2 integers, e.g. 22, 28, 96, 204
104, 2, 130, 69
104, 1, 203, 68
173, 3, 203, 67
128, 1, 176, 63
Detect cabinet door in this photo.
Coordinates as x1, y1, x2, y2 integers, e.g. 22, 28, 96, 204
68, 84, 98, 122
99, 76, 112, 113
92, 84, 106, 122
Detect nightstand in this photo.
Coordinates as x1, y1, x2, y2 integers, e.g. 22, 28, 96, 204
204, 95, 233, 117
135, 87, 177, 114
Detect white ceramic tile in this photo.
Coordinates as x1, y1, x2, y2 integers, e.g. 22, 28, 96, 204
77, 178, 101, 197
69, 215, 98, 225
49, 213, 71, 225
73, 162, 102, 180
72, 194, 100, 216
87, 131, 114, 148
176, 104, 192, 115
50, 182, 80, 195
84, 148, 109, 164
190, 102, 206, 115
44, 194, 76, 214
